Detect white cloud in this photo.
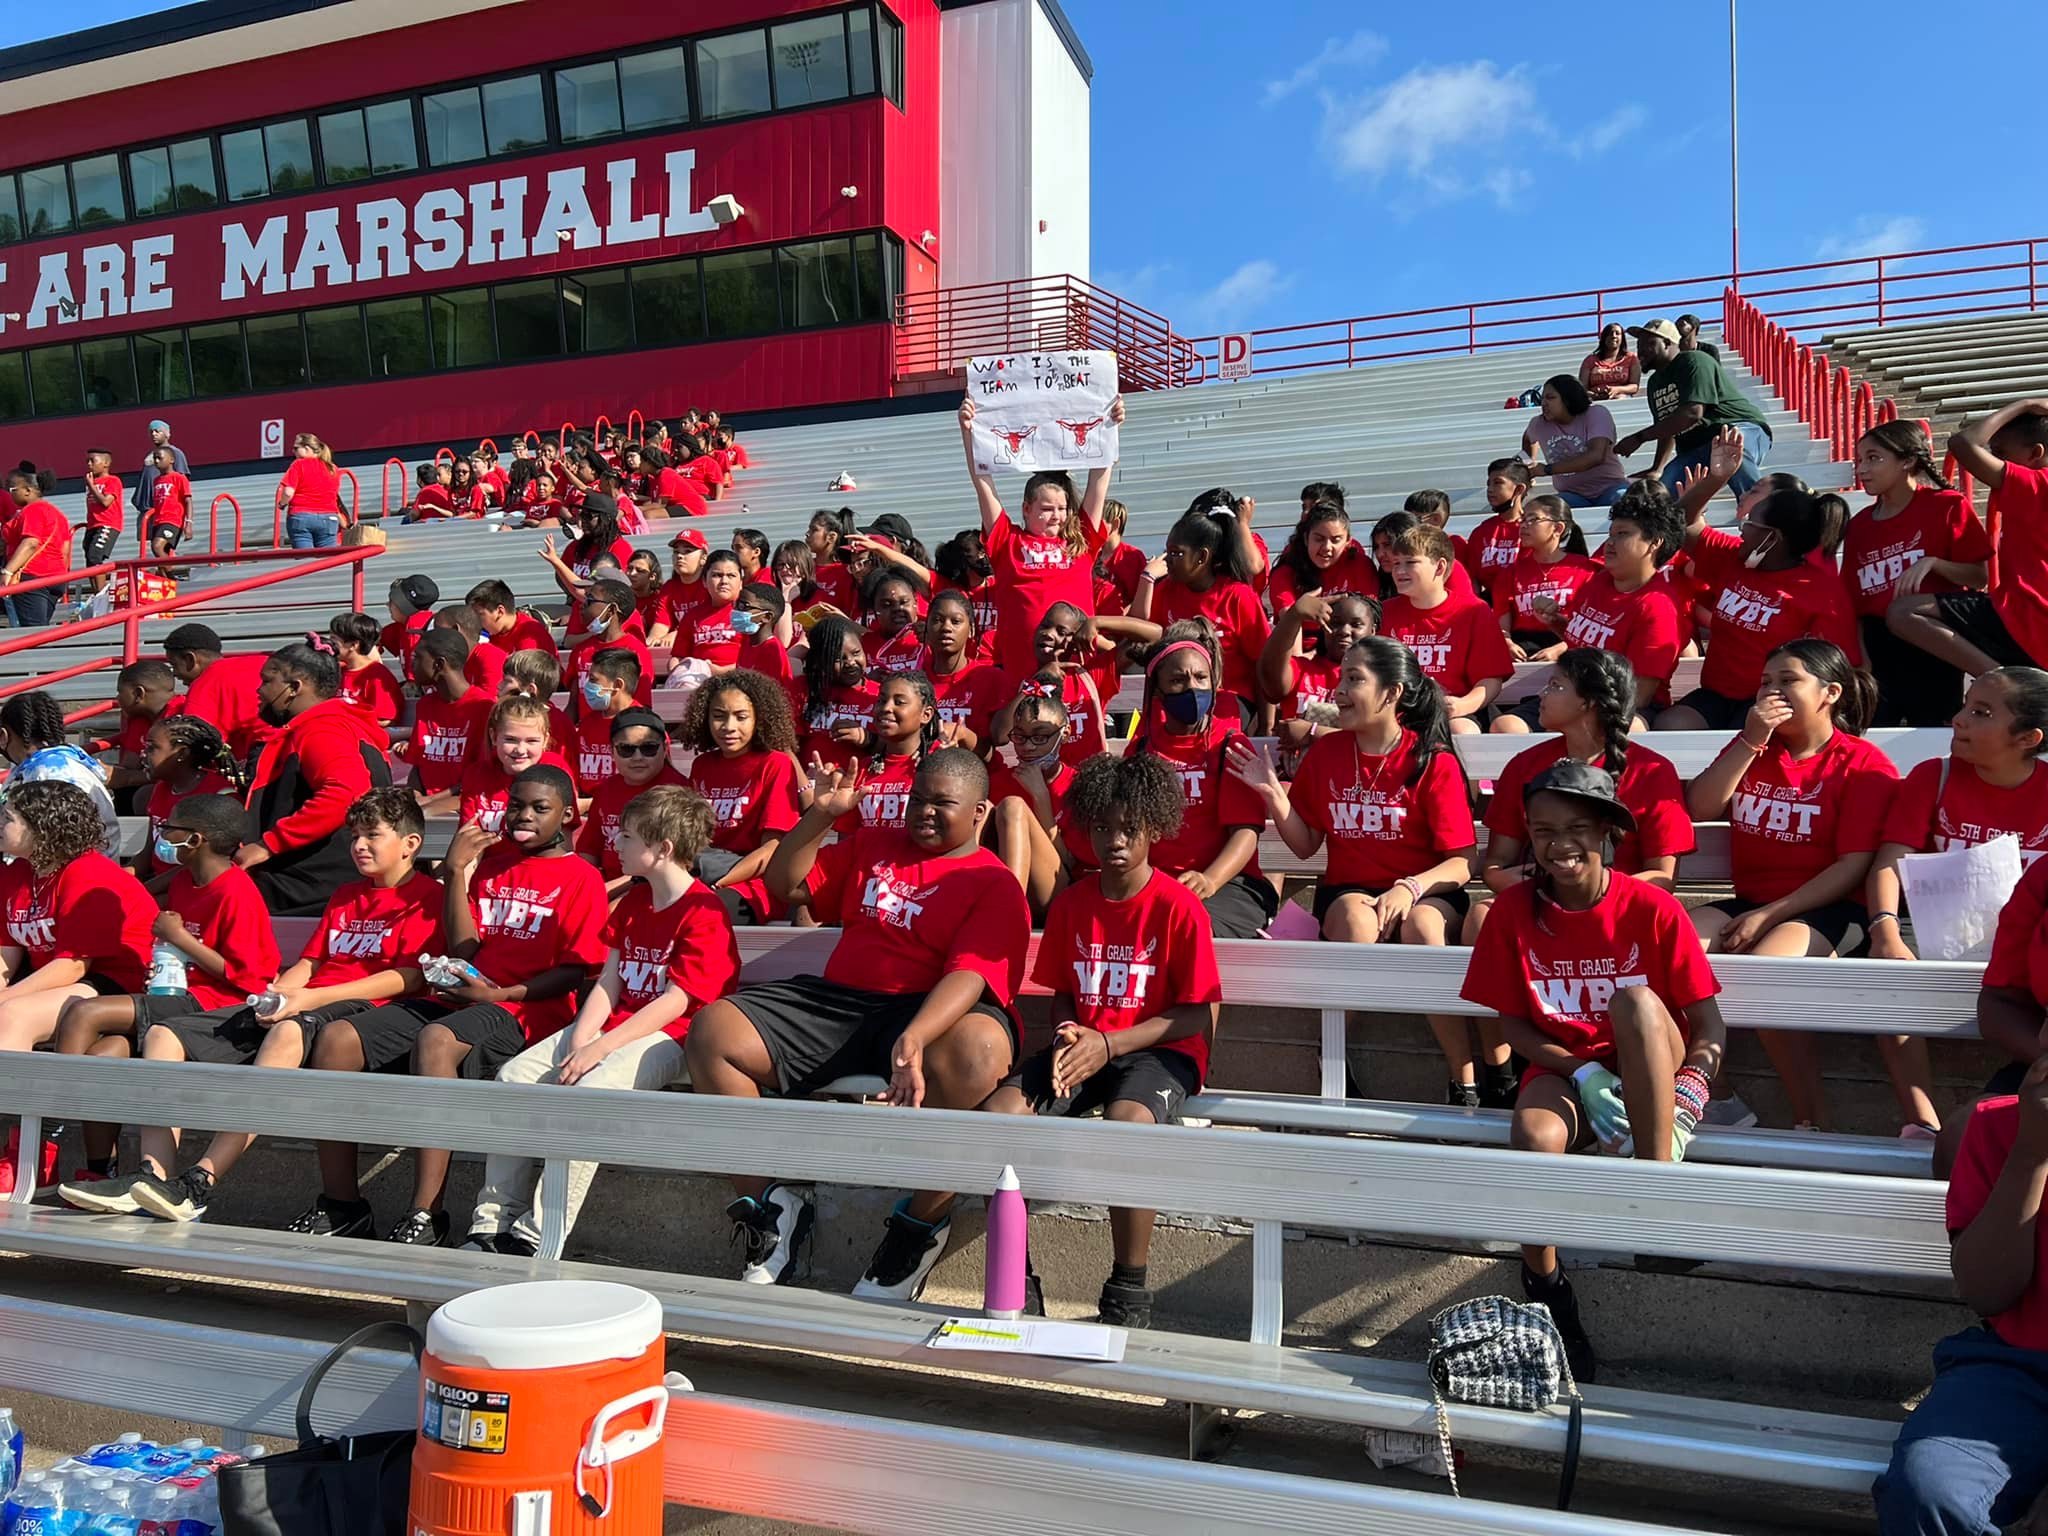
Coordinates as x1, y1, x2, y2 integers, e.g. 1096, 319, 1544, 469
1263, 30, 1388, 105
1579, 103, 1646, 155
1325, 59, 1539, 180
1814, 216, 1927, 262
1190, 259, 1292, 326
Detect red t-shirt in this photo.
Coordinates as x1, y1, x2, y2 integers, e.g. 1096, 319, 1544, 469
339, 660, 404, 725
1034, 870, 1224, 1081
1557, 570, 1685, 702
1725, 730, 1899, 903
1461, 511, 1525, 595
300, 874, 445, 986
465, 846, 609, 1041
800, 681, 880, 772
570, 708, 626, 788
1289, 728, 1475, 887
1947, 1096, 2048, 1350
1485, 739, 1695, 875
1494, 552, 1600, 628
1690, 528, 1862, 697
281, 456, 342, 515
412, 485, 457, 519
1991, 463, 2048, 668
1378, 593, 1516, 695
655, 468, 709, 517
380, 612, 433, 672
1987, 858, 2048, 1010
863, 623, 924, 676
564, 535, 635, 580
810, 563, 858, 616
689, 749, 803, 854
677, 603, 744, 670
654, 576, 709, 634
1461, 875, 1720, 1063
1150, 578, 1272, 701
166, 865, 280, 1008
405, 690, 493, 795
563, 630, 655, 707
1269, 544, 1378, 612
1095, 542, 1148, 612
804, 830, 1031, 1000
574, 764, 688, 880
1841, 489, 1990, 618
933, 572, 1002, 642
144, 770, 234, 875
84, 473, 124, 532
1884, 757, 2048, 860
1283, 653, 1341, 723
837, 751, 919, 834
1102, 723, 1266, 878
685, 454, 727, 491
0, 851, 156, 992
462, 642, 508, 693
481, 614, 558, 661
148, 472, 192, 533
181, 652, 274, 762
989, 757, 1075, 819
985, 510, 1108, 676
457, 750, 579, 835
5, 500, 71, 577
1012, 671, 1109, 769
603, 881, 740, 1038
929, 661, 1012, 745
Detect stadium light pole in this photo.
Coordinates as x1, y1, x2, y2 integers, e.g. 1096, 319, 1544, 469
1728, 0, 1740, 293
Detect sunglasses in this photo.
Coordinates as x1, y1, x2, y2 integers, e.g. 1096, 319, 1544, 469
613, 739, 665, 758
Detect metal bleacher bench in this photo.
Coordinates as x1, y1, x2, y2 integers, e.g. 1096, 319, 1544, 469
2, 1050, 1928, 1496
0, 1298, 1725, 1536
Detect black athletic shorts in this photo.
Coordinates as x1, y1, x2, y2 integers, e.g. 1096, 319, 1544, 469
1933, 591, 2038, 669
1700, 895, 1867, 956
161, 999, 378, 1067
148, 523, 186, 552
1499, 694, 1546, 731
1312, 881, 1472, 927
727, 974, 1017, 1099
326, 1000, 454, 1071
1003, 1043, 1202, 1123
1202, 871, 1279, 940
1672, 686, 1754, 732
134, 990, 201, 1027
429, 1002, 529, 1080
81, 527, 116, 566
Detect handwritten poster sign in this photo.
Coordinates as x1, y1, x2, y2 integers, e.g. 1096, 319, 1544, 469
967, 351, 1119, 474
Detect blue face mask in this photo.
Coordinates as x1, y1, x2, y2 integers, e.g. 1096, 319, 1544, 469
1160, 689, 1214, 728
154, 835, 183, 866
729, 608, 760, 637
580, 679, 612, 711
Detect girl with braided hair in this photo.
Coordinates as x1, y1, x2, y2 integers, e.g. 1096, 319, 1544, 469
796, 615, 878, 772
834, 671, 939, 834
0, 690, 120, 856
139, 713, 238, 881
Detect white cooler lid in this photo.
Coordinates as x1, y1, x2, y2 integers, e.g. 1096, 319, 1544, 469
427, 1281, 664, 1371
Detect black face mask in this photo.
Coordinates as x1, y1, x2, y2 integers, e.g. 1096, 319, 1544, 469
256, 686, 293, 729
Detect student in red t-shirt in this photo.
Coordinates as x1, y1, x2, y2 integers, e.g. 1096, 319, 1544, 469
446, 458, 487, 518
1094, 498, 1148, 614
497, 648, 571, 748
1460, 760, 1727, 1382
1892, 399, 2048, 683
958, 394, 1126, 677
328, 613, 405, 726
986, 691, 1075, 914
302, 768, 606, 1245
1378, 524, 1514, 733
1656, 479, 1861, 732
1231, 635, 1489, 1101
1687, 639, 1899, 1129
2, 464, 72, 628
561, 581, 655, 707
1843, 421, 1992, 726
1113, 626, 1274, 938
133, 715, 236, 886
861, 568, 928, 677
0, 780, 157, 1192
687, 748, 1031, 1295
100, 658, 176, 813
989, 751, 1224, 1330
1492, 495, 1597, 662
58, 789, 444, 1223
647, 529, 712, 649
568, 648, 641, 792
1270, 500, 1377, 616
919, 589, 1011, 751
1258, 592, 1378, 774
409, 461, 457, 520
1136, 512, 1272, 708
398, 631, 491, 798
145, 444, 191, 559
1462, 459, 1532, 600
429, 695, 570, 834
1371, 506, 1480, 605
466, 579, 558, 665
464, 785, 740, 1256
575, 710, 686, 893
833, 672, 939, 835
795, 616, 880, 771
80, 448, 123, 594
994, 603, 1112, 770
1531, 479, 1687, 725
681, 674, 802, 923
669, 551, 751, 677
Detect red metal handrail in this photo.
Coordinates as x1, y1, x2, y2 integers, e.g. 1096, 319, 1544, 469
477, 437, 497, 457
892, 273, 1200, 392
594, 414, 612, 444
557, 420, 576, 448
380, 458, 407, 519
627, 409, 644, 442
520, 430, 542, 453
338, 468, 360, 528
207, 493, 242, 554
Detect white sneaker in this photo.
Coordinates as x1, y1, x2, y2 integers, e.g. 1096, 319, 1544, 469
828, 472, 857, 492
729, 1184, 814, 1286
851, 1205, 950, 1301
1701, 1094, 1758, 1130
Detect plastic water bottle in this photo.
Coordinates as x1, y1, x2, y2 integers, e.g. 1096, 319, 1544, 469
146, 941, 187, 997
3, 1469, 77, 1535
0, 1405, 21, 1498
983, 1164, 1027, 1320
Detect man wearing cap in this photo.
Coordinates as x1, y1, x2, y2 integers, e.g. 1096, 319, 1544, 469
381, 575, 440, 672
647, 526, 711, 649
1675, 314, 1721, 361
1612, 319, 1772, 497
162, 621, 275, 766
132, 420, 189, 544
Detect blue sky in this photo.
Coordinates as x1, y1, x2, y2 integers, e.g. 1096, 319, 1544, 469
7, 1, 2040, 342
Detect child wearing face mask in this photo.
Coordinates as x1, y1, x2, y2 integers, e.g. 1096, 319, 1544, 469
570, 649, 641, 791
563, 579, 655, 707
135, 713, 237, 884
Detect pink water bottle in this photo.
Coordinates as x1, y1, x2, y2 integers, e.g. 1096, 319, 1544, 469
983, 1164, 1027, 1319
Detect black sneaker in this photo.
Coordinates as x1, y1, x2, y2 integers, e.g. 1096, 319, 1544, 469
729, 1184, 814, 1286
1097, 1278, 1153, 1330
1521, 1263, 1597, 1384
1447, 1080, 1482, 1110
851, 1205, 950, 1301
284, 1196, 376, 1239
131, 1168, 214, 1224
494, 1231, 539, 1258
462, 1230, 539, 1258
385, 1208, 450, 1246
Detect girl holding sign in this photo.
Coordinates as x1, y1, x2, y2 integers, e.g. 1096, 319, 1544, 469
959, 391, 1125, 679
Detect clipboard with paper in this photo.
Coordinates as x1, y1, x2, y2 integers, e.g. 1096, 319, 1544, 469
1899, 834, 2024, 961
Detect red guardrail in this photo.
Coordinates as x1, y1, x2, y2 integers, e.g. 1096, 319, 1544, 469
206, 493, 242, 553
380, 458, 407, 519
892, 274, 1199, 392
594, 414, 612, 444
557, 420, 576, 448
627, 409, 644, 442
338, 468, 359, 528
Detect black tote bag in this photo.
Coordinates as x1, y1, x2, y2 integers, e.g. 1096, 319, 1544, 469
218, 1320, 422, 1536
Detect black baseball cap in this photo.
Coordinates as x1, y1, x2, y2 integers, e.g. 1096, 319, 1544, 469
1523, 760, 1637, 834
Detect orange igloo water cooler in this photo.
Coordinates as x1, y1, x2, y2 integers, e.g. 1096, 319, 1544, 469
410, 1280, 669, 1535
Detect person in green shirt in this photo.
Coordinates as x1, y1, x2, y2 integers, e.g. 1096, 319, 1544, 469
1613, 319, 1773, 496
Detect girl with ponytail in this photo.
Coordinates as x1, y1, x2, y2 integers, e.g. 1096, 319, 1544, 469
1687, 638, 1897, 1130
1229, 635, 1487, 1106
1845, 419, 1991, 724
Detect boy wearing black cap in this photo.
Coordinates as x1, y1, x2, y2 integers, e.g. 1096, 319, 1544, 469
382, 574, 440, 671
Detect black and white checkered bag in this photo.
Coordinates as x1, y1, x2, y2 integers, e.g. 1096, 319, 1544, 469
1426, 1295, 1583, 1506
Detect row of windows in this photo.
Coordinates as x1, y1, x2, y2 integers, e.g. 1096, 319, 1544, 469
0, 232, 905, 423
0, 3, 905, 245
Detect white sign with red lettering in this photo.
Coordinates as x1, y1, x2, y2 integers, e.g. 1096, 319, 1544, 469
259, 418, 285, 458
1219, 333, 1253, 380
967, 350, 1119, 474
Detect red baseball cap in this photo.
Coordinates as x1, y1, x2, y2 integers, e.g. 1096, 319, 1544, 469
669, 528, 707, 550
